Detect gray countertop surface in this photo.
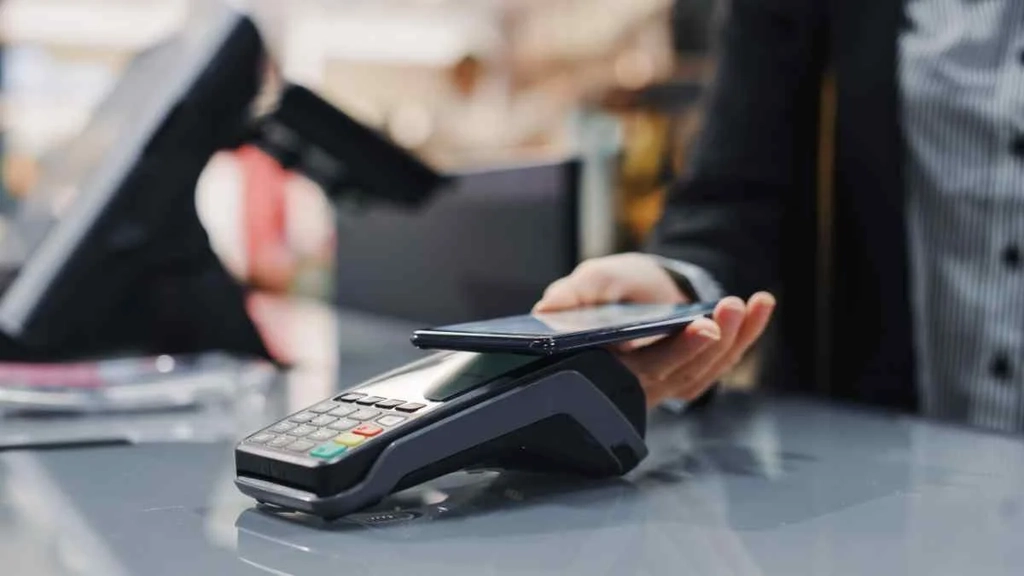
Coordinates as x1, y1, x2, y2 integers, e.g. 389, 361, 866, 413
1, 309, 1022, 576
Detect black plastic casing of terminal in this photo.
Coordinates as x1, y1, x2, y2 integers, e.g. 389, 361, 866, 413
235, 348, 648, 519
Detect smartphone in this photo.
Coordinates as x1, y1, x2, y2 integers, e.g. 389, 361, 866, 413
410, 301, 718, 355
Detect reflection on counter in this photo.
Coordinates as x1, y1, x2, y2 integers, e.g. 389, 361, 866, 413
0, 354, 289, 454
228, 392, 1024, 576
1, 390, 1023, 576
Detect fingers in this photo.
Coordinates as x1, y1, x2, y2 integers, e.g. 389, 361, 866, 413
534, 254, 687, 313
534, 255, 777, 409
533, 277, 581, 312
572, 261, 625, 308
536, 261, 625, 312
727, 292, 776, 361
624, 318, 721, 379
618, 320, 721, 407
634, 299, 743, 405
620, 292, 777, 406
684, 292, 776, 394
614, 334, 668, 353
671, 292, 775, 400
683, 296, 747, 379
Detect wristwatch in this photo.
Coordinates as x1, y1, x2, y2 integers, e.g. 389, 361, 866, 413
652, 255, 724, 303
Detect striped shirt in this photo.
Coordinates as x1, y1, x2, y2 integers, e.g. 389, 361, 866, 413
666, 0, 1024, 432
900, 0, 1024, 432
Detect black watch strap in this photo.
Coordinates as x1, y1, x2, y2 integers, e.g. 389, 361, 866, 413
651, 255, 724, 302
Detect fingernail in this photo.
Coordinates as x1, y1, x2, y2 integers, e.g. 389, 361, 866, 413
721, 296, 745, 308
698, 328, 721, 341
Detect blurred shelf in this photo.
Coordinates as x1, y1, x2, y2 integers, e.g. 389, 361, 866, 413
0, 0, 188, 50
0, 98, 96, 153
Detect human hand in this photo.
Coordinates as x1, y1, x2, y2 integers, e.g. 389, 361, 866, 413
533, 253, 776, 408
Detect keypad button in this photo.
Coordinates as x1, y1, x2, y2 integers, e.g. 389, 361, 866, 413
248, 433, 277, 444
377, 415, 407, 427
287, 440, 316, 453
328, 405, 358, 418
395, 403, 426, 413
334, 433, 366, 447
352, 423, 384, 437
309, 401, 339, 414
349, 408, 381, 421
308, 428, 340, 442
335, 393, 366, 402
289, 412, 318, 424
374, 399, 405, 409
310, 443, 348, 459
269, 421, 298, 434
288, 425, 317, 438
310, 415, 338, 427
328, 418, 359, 431
355, 396, 387, 406
268, 436, 295, 449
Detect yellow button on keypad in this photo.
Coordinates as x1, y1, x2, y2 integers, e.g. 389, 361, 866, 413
334, 433, 365, 447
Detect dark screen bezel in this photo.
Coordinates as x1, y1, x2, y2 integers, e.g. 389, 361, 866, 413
0, 5, 259, 351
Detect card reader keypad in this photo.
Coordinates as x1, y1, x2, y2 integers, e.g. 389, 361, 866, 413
348, 408, 381, 421
355, 396, 386, 405
376, 415, 407, 427
328, 406, 357, 418
308, 401, 339, 413
289, 412, 317, 424
307, 428, 340, 442
288, 424, 317, 437
244, 393, 429, 460
269, 422, 297, 434
327, 418, 359, 431
309, 415, 338, 427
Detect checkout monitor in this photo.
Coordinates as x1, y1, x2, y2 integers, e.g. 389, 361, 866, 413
335, 159, 580, 325
0, 3, 267, 358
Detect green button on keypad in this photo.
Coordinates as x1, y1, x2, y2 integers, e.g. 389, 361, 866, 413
310, 443, 348, 459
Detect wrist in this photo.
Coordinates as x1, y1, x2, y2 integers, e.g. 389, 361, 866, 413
651, 255, 725, 303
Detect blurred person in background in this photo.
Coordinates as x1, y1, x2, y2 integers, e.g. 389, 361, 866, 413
536, 0, 1024, 433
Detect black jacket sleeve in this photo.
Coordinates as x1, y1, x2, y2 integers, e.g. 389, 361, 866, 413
647, 0, 827, 299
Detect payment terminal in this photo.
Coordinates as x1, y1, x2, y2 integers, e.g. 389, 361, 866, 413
234, 349, 648, 519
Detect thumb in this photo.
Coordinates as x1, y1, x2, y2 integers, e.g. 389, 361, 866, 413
533, 277, 584, 312
534, 268, 634, 312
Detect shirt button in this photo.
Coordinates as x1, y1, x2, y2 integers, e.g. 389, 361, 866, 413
1003, 244, 1021, 268
990, 353, 1013, 380
1012, 135, 1024, 157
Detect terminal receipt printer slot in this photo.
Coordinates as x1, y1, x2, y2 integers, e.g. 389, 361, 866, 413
234, 349, 648, 519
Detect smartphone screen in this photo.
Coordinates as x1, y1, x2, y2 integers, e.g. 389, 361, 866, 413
410, 301, 717, 354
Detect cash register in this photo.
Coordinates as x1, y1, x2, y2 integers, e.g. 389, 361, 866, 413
234, 348, 649, 520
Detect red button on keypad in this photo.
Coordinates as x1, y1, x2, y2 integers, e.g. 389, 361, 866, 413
352, 423, 383, 437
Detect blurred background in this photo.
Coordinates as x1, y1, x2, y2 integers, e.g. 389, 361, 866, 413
0, 0, 718, 295
0, 0, 736, 380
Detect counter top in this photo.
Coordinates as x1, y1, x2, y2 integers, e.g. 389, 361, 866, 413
1, 308, 1022, 576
